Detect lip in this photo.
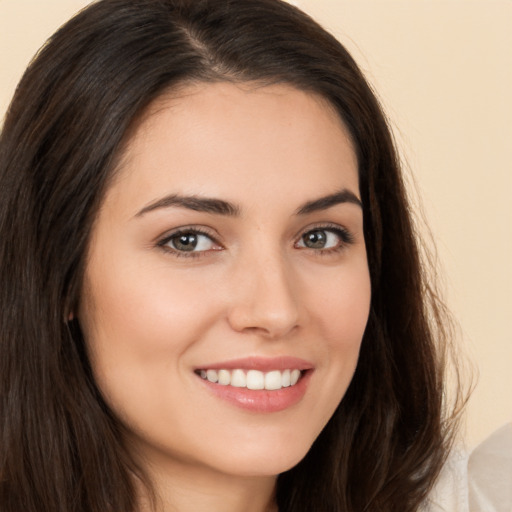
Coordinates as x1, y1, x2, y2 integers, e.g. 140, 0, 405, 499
194, 356, 314, 413
195, 356, 314, 372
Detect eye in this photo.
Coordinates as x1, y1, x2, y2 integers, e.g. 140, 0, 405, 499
295, 227, 353, 251
159, 229, 220, 254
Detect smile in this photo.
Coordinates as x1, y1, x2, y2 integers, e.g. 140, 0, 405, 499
197, 369, 302, 390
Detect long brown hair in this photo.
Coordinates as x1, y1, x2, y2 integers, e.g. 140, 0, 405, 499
0, 1, 461, 510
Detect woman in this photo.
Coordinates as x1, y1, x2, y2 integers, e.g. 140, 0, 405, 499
0, 0, 461, 511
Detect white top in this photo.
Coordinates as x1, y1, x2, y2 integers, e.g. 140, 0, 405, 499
423, 423, 512, 512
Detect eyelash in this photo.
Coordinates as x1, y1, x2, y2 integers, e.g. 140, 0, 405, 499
156, 224, 355, 259
157, 227, 219, 259
296, 223, 355, 256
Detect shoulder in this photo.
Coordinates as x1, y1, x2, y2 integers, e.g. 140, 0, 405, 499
422, 446, 469, 512
422, 423, 512, 512
467, 423, 512, 511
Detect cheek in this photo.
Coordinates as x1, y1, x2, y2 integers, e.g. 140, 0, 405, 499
79, 258, 222, 407
304, 261, 371, 400
83, 258, 217, 349
308, 260, 371, 345
79, 265, 218, 435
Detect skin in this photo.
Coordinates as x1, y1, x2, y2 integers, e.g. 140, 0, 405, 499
79, 82, 371, 512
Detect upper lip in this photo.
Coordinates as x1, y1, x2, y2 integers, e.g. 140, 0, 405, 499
195, 356, 314, 372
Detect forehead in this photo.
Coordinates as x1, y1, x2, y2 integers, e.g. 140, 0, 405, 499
108, 82, 359, 216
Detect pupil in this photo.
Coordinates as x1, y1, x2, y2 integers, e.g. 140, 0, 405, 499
305, 230, 326, 249
174, 233, 197, 251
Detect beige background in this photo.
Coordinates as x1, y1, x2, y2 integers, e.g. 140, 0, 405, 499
1, 0, 510, 448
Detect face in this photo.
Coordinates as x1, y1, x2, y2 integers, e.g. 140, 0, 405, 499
79, 82, 371, 481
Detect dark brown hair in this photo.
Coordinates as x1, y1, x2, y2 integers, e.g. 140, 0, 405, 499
0, 1, 460, 510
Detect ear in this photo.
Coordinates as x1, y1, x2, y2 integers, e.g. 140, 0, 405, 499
64, 294, 76, 322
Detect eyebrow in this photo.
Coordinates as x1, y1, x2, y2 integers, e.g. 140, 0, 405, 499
295, 189, 362, 215
135, 188, 362, 218
136, 194, 240, 217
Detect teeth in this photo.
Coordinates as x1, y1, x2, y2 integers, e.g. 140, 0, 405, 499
290, 369, 301, 386
282, 369, 291, 387
206, 369, 218, 383
231, 369, 246, 388
218, 369, 231, 386
247, 370, 265, 390
264, 370, 282, 390
198, 368, 304, 390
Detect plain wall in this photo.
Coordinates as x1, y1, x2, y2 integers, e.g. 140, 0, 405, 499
1, 0, 511, 448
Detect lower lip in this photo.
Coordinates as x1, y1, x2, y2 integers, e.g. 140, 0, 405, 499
197, 371, 312, 413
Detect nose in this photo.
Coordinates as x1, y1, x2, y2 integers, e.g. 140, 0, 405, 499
227, 251, 301, 339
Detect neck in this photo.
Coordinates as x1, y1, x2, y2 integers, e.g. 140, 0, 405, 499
136, 458, 278, 512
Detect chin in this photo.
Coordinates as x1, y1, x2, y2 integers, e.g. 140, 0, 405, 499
208, 432, 317, 478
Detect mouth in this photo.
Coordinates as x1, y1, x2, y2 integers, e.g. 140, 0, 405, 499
193, 357, 313, 412
195, 368, 304, 390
